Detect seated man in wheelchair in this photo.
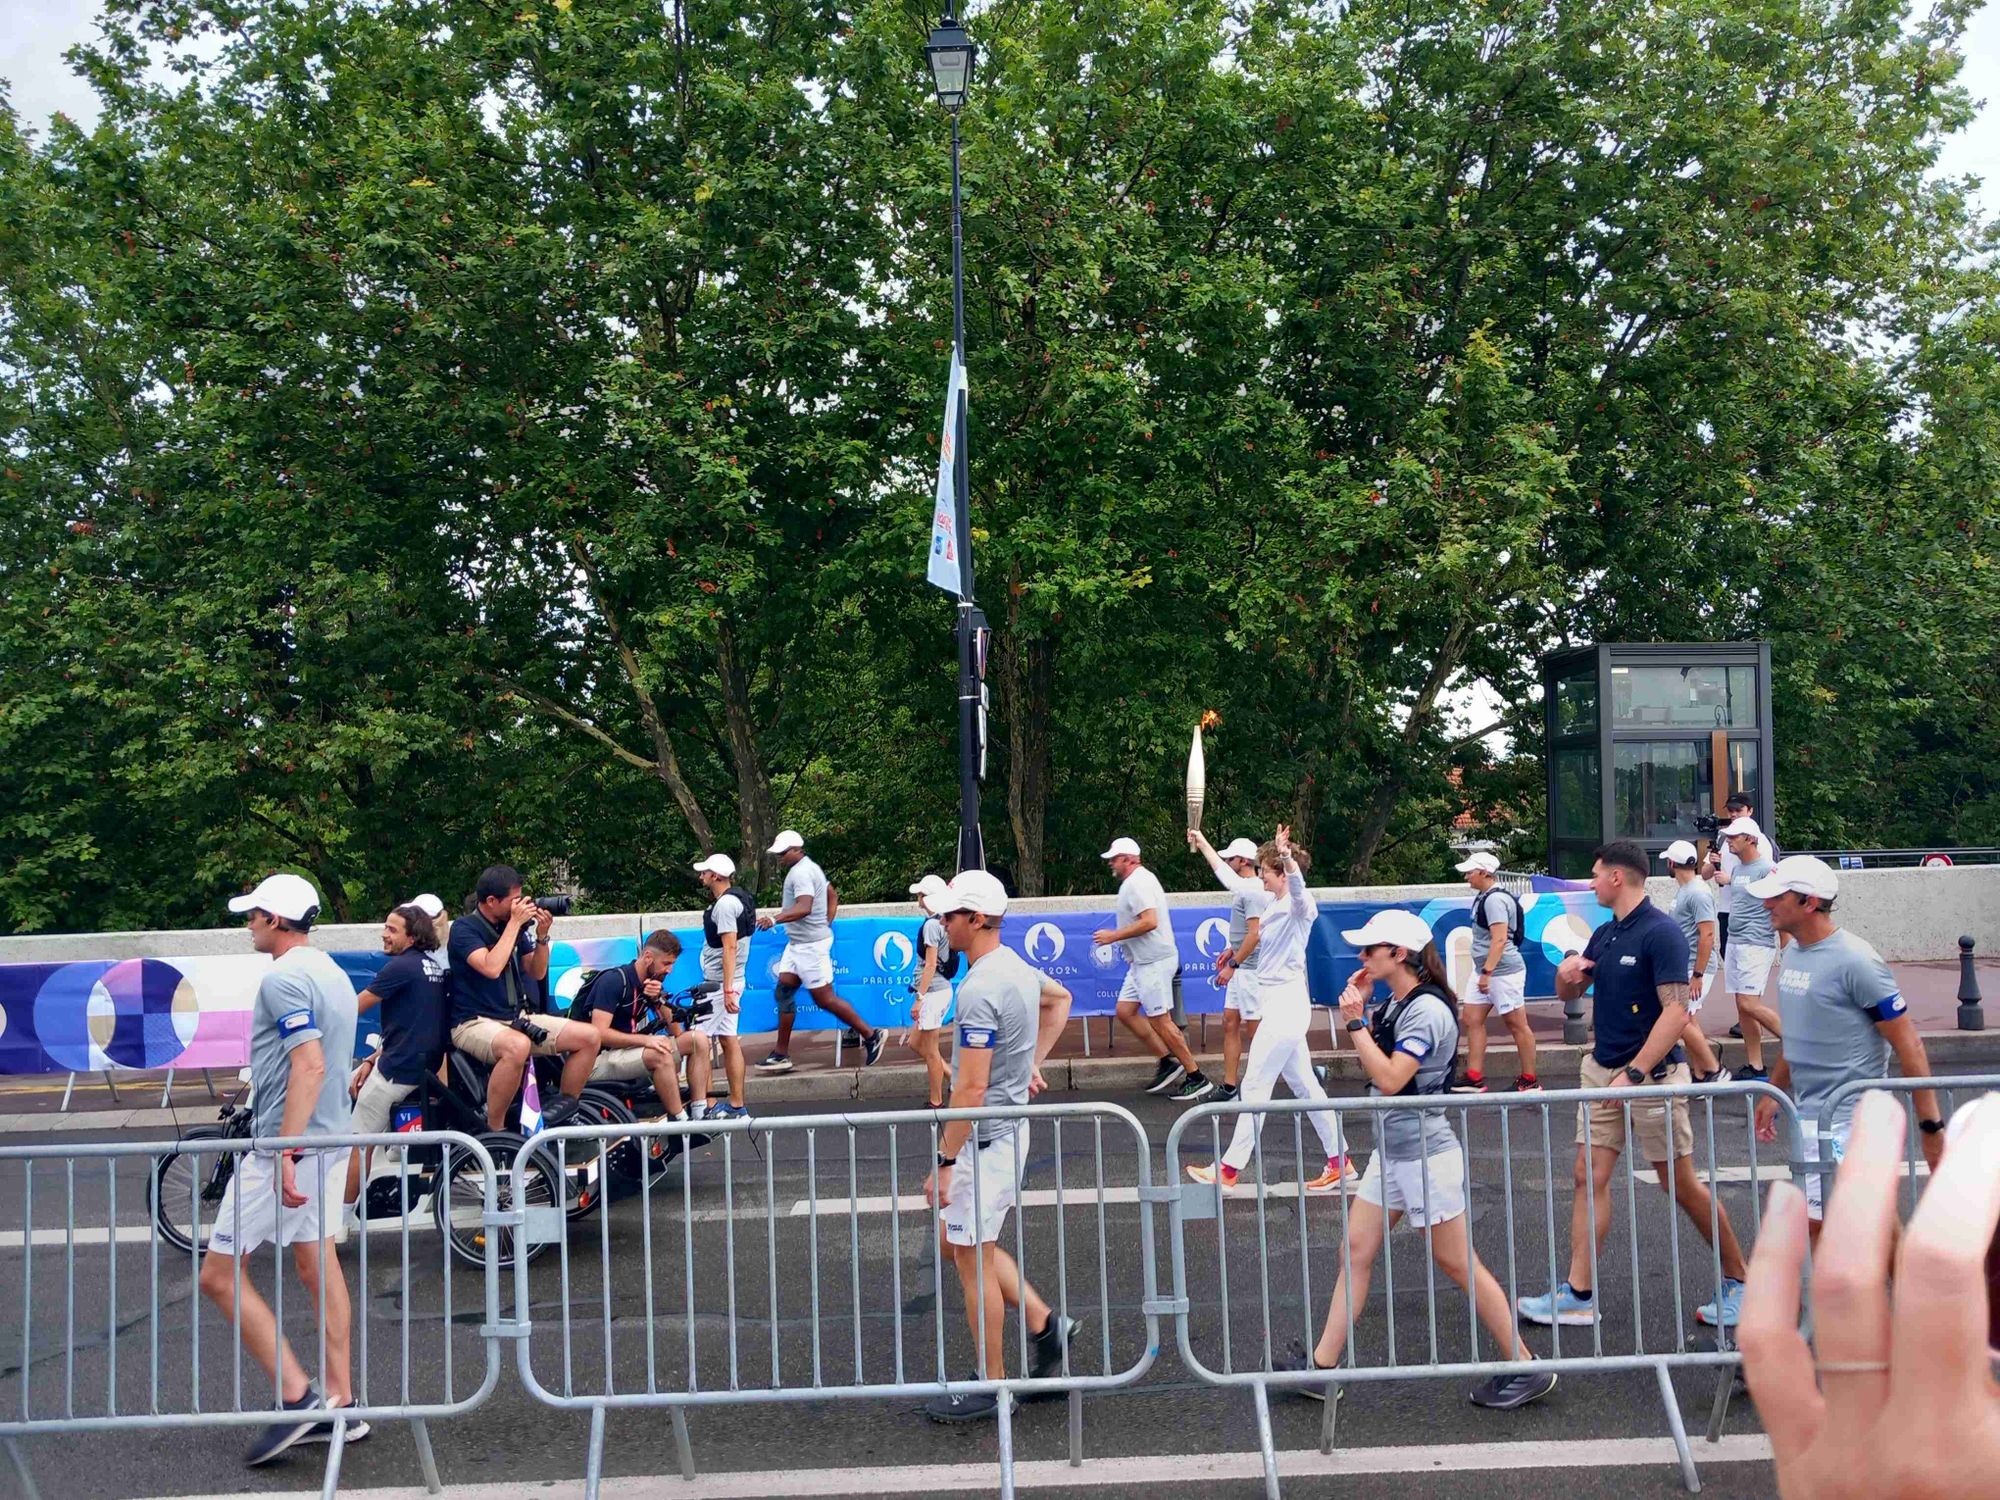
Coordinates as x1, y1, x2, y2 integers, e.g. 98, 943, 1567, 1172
576, 929, 712, 1131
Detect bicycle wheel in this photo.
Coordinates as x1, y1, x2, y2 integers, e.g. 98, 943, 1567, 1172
151, 1126, 235, 1255
568, 1088, 641, 1215
434, 1133, 562, 1269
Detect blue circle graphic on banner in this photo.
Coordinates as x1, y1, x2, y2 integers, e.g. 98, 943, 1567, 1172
33, 959, 198, 1072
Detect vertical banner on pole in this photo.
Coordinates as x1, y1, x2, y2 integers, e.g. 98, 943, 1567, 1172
926, 353, 968, 596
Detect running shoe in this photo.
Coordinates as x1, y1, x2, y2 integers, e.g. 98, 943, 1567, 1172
863, 1030, 885, 1067
1143, 1058, 1187, 1096
1210, 1083, 1241, 1103
245, 1391, 325, 1466
708, 1102, 750, 1122
755, 1053, 794, 1074
1271, 1340, 1342, 1403
1468, 1368, 1558, 1409
923, 1381, 1012, 1423
1509, 1076, 1542, 1092
1305, 1157, 1359, 1192
1728, 1024, 1744, 1039
1733, 1065, 1769, 1084
300, 1404, 371, 1445
539, 1094, 585, 1130
1185, 1161, 1239, 1189
1170, 1072, 1215, 1103
1450, 1074, 1489, 1094
1029, 1315, 1083, 1381
1515, 1283, 1599, 1327
1695, 1277, 1746, 1328
1693, 1067, 1734, 1085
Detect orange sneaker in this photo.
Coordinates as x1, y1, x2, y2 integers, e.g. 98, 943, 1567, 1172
1305, 1157, 1359, 1192
1186, 1162, 1239, 1188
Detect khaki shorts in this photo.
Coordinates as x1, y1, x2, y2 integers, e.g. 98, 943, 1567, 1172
589, 1046, 664, 1083
1576, 1055, 1694, 1163
451, 1016, 572, 1063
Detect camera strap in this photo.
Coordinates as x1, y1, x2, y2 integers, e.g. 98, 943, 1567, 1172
469, 909, 530, 1015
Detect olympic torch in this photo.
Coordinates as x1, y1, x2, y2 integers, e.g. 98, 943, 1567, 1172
1186, 711, 1219, 832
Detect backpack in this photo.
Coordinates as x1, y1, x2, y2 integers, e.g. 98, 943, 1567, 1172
701, 886, 758, 947
917, 918, 961, 982
565, 966, 629, 1026
1471, 887, 1526, 951
1368, 981, 1460, 1095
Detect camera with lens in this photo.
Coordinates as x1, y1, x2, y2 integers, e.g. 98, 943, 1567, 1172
1692, 812, 1723, 838
636, 981, 718, 1036
528, 893, 574, 917
510, 1016, 551, 1047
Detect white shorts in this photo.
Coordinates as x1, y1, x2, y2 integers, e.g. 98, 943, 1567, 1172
1687, 972, 1719, 1016
1223, 968, 1262, 1022
942, 1125, 1029, 1246
916, 987, 953, 1031
209, 1148, 352, 1257
777, 939, 836, 990
1118, 957, 1178, 1018
1461, 969, 1526, 1016
697, 1003, 740, 1039
1357, 1144, 1467, 1229
1725, 942, 1777, 996
349, 1069, 418, 1137
1802, 1123, 1848, 1222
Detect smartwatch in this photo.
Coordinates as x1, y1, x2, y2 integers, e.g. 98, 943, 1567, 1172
1918, 1117, 1946, 1136
937, 1154, 957, 1168
1623, 1065, 1646, 1085
1345, 1018, 1368, 1034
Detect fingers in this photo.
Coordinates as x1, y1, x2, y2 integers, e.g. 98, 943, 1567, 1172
1890, 1093, 2000, 1396
1810, 1091, 1906, 1423
1738, 1181, 1824, 1463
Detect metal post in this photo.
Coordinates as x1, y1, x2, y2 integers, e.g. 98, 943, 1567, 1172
950, 106, 984, 875
4, 1437, 39, 1500
1958, 935, 1984, 1031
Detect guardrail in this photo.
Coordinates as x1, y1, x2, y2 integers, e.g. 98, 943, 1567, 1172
0, 1128, 503, 1500
509, 1102, 1164, 1500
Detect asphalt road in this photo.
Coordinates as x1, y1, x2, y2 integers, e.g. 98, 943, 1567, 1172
0, 1086, 1788, 1499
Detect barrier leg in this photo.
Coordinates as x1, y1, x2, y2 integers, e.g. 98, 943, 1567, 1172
1252, 1381, 1280, 1500
1318, 1378, 1339, 1454
202, 1068, 219, 1102
671, 1407, 696, 1480
102, 1070, 120, 1103
997, 1389, 1017, 1500
4, 1437, 39, 1500
59, 1073, 76, 1113
1654, 1362, 1701, 1493
411, 1417, 443, 1494
1704, 1359, 1736, 1442
1068, 1388, 1083, 1467
317, 1415, 349, 1500
584, 1406, 606, 1500
158, 1070, 176, 1108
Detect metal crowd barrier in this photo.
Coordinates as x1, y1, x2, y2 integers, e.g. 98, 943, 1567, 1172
1163, 1080, 1801, 1497
1811, 1072, 2000, 1216
0, 1128, 504, 1500
510, 1102, 1165, 1500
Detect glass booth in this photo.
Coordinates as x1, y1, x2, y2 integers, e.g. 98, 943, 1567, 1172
1541, 642, 1774, 878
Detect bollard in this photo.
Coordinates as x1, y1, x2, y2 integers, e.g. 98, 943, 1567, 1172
1562, 992, 1589, 1046
1958, 935, 1985, 1032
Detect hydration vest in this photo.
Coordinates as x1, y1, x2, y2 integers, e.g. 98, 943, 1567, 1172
1368, 981, 1461, 1095
1471, 886, 1526, 950
917, 919, 961, 983
702, 886, 757, 948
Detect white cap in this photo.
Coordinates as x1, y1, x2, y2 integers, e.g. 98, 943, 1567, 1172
227, 873, 322, 923
934, 869, 1009, 917
1719, 816, 1764, 840
1660, 841, 1699, 867
692, 853, 736, 878
1746, 854, 1839, 901
767, 829, 805, 854
1218, 838, 1261, 862
1453, 852, 1500, 874
1340, 909, 1436, 953
407, 893, 446, 919
1100, 836, 1142, 860
908, 873, 950, 908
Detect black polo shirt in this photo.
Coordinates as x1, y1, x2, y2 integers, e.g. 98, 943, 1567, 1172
447, 914, 535, 1026
367, 948, 447, 1085
1582, 899, 1690, 1071
580, 963, 642, 1034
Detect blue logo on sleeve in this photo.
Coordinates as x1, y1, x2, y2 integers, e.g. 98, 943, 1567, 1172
277, 1008, 316, 1037
957, 1025, 997, 1050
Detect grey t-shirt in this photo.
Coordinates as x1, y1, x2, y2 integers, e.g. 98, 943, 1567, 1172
700, 892, 745, 985
1671, 880, 1722, 976
1469, 888, 1526, 977
951, 945, 1042, 1142
1776, 928, 1905, 1133
1372, 988, 1460, 1161
1116, 865, 1177, 965
919, 915, 952, 994
1727, 858, 1777, 947
1224, 873, 1263, 973
782, 855, 832, 945
250, 946, 358, 1140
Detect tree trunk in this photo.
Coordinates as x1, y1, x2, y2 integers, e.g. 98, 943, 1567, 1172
1344, 611, 1474, 880
995, 582, 1052, 895
715, 616, 778, 885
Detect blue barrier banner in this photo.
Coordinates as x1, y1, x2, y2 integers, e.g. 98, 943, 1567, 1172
0, 891, 1612, 1073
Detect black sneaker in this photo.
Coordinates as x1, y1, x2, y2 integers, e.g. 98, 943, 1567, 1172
1734, 1065, 1769, 1083
1210, 1083, 1241, 1103
300, 1404, 371, 1444
755, 1053, 794, 1074
245, 1391, 325, 1465
863, 1030, 885, 1067
1143, 1059, 1187, 1096
1469, 1367, 1558, 1410
1170, 1073, 1215, 1103
1728, 1024, 1744, 1039
1029, 1315, 1083, 1381
1271, 1339, 1341, 1403
922, 1382, 1010, 1423
1694, 1067, 1733, 1085
540, 1094, 585, 1130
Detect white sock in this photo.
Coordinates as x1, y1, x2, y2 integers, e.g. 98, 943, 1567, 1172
691, 1101, 708, 1120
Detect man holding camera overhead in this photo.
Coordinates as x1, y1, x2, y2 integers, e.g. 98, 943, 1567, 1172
447, 865, 599, 1130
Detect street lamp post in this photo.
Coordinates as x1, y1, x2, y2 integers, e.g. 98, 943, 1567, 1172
926, 12, 986, 874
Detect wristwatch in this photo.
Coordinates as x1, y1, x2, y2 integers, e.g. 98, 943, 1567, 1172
936, 1153, 957, 1168
1345, 1018, 1368, 1034
1918, 1117, 1946, 1136
1623, 1065, 1646, 1085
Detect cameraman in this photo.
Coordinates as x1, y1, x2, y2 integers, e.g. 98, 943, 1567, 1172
447, 865, 599, 1131
582, 930, 706, 1128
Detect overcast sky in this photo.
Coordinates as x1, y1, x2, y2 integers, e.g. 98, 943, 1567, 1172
5, 0, 1999, 213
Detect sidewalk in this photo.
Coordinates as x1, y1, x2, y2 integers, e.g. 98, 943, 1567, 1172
3, 958, 1992, 1133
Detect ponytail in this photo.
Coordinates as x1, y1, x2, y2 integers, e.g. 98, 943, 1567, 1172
1401, 941, 1450, 992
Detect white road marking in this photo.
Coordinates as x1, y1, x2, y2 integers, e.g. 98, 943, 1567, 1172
1629, 1161, 1928, 1184
129, 1434, 1776, 1500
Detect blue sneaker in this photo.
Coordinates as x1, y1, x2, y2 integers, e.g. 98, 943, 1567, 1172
709, 1102, 749, 1122
1696, 1278, 1745, 1327
1516, 1283, 1599, 1327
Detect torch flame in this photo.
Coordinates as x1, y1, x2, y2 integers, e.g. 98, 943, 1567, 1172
1199, 709, 1222, 730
